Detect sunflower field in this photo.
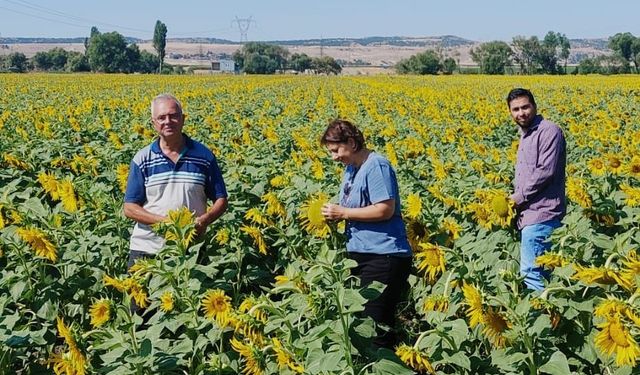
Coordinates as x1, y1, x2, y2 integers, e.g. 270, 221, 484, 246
0, 73, 639, 374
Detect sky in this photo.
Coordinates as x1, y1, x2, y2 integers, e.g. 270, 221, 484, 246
0, 0, 638, 42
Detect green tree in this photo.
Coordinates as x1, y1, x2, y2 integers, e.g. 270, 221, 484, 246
233, 42, 289, 74
4, 52, 28, 72
32, 51, 53, 71
311, 56, 342, 75
511, 36, 539, 74
87, 31, 129, 73
441, 57, 457, 74
396, 50, 442, 75
609, 32, 639, 73
138, 50, 160, 73
470, 41, 512, 74
84, 26, 100, 54
289, 53, 312, 72
125, 43, 141, 73
65, 52, 91, 72
153, 20, 168, 73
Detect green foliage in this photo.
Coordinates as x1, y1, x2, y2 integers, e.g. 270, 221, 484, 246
138, 51, 161, 74
153, 20, 168, 73
511, 31, 571, 75
441, 57, 457, 75
65, 52, 91, 72
395, 50, 442, 75
608, 32, 640, 73
289, 53, 312, 72
470, 41, 513, 74
233, 42, 289, 74
86, 31, 130, 73
1, 53, 28, 73
311, 56, 342, 75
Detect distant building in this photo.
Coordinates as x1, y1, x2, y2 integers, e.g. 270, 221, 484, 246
210, 59, 236, 73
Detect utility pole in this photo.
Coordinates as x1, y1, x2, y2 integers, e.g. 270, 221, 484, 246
232, 16, 255, 43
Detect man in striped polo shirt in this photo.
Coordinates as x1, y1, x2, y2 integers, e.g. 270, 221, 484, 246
124, 94, 228, 267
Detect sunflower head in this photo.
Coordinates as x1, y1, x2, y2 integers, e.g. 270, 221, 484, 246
299, 192, 331, 238
89, 299, 111, 328
491, 194, 511, 218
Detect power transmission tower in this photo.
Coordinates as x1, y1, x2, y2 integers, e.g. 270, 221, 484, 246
232, 16, 255, 43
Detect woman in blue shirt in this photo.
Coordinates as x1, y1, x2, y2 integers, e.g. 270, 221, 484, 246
320, 119, 412, 349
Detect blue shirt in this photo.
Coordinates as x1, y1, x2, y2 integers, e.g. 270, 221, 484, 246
124, 135, 227, 253
339, 152, 411, 256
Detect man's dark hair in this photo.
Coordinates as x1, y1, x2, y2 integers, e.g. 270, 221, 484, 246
506, 88, 536, 108
320, 119, 366, 151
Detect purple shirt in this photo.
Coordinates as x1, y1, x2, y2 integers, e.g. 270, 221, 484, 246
511, 115, 566, 229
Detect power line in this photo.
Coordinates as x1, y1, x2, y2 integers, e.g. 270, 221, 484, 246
1, 0, 150, 34
0, 4, 88, 29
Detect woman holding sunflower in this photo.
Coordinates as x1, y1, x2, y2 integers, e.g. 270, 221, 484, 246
320, 119, 412, 349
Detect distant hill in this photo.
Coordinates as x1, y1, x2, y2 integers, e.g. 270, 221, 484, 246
0, 35, 611, 51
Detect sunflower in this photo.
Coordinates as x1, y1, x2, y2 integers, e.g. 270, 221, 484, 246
269, 175, 288, 188
620, 184, 640, 208
272, 337, 304, 374
625, 155, 640, 177
239, 296, 268, 324
102, 274, 127, 292
214, 227, 230, 245
160, 291, 174, 313
415, 243, 446, 283
462, 282, 484, 328
405, 193, 422, 220
605, 154, 624, 174
488, 190, 515, 227
595, 316, 640, 367
38, 171, 60, 200
536, 252, 568, 270
595, 298, 640, 326
587, 157, 607, 176
201, 289, 232, 326
233, 313, 266, 345
395, 344, 435, 374
89, 299, 111, 328
241, 225, 268, 255
441, 217, 462, 241
406, 220, 429, 251
261, 192, 287, 218
230, 338, 266, 375
166, 206, 194, 227
115, 164, 129, 193
245, 208, 273, 226
423, 294, 449, 313
566, 177, 592, 208
58, 179, 79, 212
16, 227, 57, 262
298, 192, 331, 238
127, 279, 149, 309
482, 308, 511, 348
572, 264, 634, 291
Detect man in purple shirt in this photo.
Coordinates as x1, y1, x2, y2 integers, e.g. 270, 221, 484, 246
507, 88, 566, 290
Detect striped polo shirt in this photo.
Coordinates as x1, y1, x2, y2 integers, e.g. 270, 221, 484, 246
124, 135, 227, 254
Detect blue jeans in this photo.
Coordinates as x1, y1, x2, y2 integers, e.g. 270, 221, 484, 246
520, 218, 562, 290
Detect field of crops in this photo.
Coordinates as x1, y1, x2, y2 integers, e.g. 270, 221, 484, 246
0, 73, 639, 374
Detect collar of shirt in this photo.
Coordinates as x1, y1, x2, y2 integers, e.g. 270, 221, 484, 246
519, 115, 544, 137
151, 133, 193, 154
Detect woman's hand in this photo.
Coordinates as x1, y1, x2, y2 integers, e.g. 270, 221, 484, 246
321, 203, 348, 221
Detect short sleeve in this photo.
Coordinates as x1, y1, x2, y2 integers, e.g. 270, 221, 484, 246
205, 156, 228, 200
365, 160, 396, 204
124, 161, 146, 204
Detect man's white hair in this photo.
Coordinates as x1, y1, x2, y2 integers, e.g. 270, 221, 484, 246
151, 93, 183, 117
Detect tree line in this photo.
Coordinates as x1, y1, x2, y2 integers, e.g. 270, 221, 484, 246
396, 31, 640, 75
232, 42, 341, 74
0, 21, 170, 74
